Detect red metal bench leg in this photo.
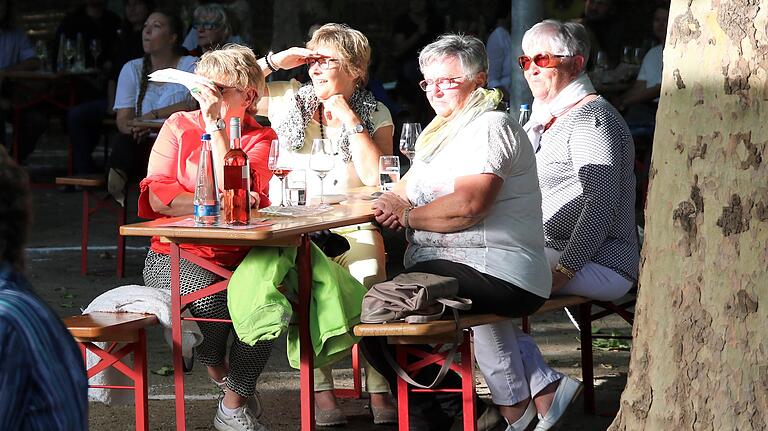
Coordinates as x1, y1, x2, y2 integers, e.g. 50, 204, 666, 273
396, 346, 410, 431
333, 344, 362, 399
117, 198, 126, 278
135, 329, 149, 431
296, 235, 316, 431
461, 331, 477, 431
521, 315, 531, 334
81, 189, 90, 275
579, 302, 596, 414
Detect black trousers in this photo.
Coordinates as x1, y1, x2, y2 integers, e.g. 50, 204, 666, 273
361, 259, 545, 430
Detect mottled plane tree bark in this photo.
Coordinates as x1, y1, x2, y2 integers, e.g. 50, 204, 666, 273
610, 1, 767, 430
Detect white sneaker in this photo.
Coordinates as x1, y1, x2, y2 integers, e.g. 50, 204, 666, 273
533, 376, 583, 431
212, 377, 264, 418
213, 401, 267, 431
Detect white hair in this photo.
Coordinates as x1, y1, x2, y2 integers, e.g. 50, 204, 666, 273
418, 33, 488, 77
522, 20, 590, 70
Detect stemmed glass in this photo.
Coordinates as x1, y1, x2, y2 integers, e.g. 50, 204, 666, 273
35, 40, 48, 72
90, 39, 102, 69
268, 139, 292, 207
310, 138, 335, 208
399, 122, 421, 161
63, 39, 76, 71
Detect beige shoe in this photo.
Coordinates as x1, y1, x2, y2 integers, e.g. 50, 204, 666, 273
371, 404, 398, 425
315, 406, 347, 427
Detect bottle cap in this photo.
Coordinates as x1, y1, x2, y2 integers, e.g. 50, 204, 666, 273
201, 133, 211, 140
229, 117, 241, 126
520, 104, 530, 110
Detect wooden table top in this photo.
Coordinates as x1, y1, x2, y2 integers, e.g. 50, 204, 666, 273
120, 196, 378, 245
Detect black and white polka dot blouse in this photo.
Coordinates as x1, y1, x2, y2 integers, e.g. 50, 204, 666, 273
536, 97, 639, 282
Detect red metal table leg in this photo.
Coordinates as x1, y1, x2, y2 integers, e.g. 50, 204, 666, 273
171, 243, 187, 430
396, 346, 410, 431
296, 235, 315, 431
117, 199, 126, 278
461, 331, 477, 431
135, 329, 149, 431
81, 189, 90, 275
579, 302, 596, 414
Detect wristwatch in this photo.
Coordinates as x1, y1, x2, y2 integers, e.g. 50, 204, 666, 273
346, 123, 365, 136
555, 263, 575, 279
205, 118, 225, 134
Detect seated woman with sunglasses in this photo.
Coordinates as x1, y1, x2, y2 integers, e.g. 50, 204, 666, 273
514, 20, 638, 429
253, 23, 397, 426
140, 44, 276, 431
363, 33, 563, 431
185, 3, 240, 56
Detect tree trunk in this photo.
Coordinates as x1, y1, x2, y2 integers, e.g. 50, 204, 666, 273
610, 1, 768, 430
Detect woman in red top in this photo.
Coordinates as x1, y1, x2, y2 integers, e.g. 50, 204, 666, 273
138, 44, 275, 431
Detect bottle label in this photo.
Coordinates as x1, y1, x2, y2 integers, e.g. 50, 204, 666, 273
194, 204, 220, 217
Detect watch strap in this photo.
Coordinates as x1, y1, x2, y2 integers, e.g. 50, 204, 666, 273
205, 118, 225, 134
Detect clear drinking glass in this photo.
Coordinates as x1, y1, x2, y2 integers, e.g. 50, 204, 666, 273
310, 138, 335, 207
378, 155, 400, 192
399, 123, 421, 161
35, 40, 48, 71
268, 139, 292, 207
287, 170, 307, 206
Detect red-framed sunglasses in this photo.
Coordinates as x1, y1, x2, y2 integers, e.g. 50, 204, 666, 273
518, 52, 574, 71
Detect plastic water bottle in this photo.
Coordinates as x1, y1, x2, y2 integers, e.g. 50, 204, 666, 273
194, 134, 220, 225
518, 104, 531, 126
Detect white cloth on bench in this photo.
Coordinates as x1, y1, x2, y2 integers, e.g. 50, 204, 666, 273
82, 284, 203, 404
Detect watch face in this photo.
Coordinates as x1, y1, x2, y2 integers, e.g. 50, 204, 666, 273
352, 124, 364, 133
216, 118, 225, 130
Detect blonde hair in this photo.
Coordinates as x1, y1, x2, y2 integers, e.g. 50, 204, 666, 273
195, 44, 264, 113
306, 23, 371, 86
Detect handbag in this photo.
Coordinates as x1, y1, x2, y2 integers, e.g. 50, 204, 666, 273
361, 272, 472, 388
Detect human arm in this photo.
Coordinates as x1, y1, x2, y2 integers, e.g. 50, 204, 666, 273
141, 117, 194, 217
373, 173, 503, 233
323, 96, 393, 186
617, 80, 661, 111
558, 109, 628, 274
254, 47, 316, 116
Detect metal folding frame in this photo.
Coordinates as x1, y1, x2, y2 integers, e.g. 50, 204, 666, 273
80, 187, 127, 277
79, 330, 149, 431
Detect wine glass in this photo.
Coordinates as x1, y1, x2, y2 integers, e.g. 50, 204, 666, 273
268, 139, 292, 207
63, 39, 76, 71
89, 39, 102, 69
35, 40, 48, 72
399, 122, 421, 161
310, 138, 335, 207
378, 155, 400, 192
632, 47, 645, 66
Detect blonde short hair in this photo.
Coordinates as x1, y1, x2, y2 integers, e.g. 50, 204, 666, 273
306, 23, 371, 86
195, 44, 264, 112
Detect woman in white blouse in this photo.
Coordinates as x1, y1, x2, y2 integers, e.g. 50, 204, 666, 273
108, 9, 197, 205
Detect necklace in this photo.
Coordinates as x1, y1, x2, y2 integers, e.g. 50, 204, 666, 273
318, 104, 326, 139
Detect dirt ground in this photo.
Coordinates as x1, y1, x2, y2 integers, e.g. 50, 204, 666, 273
20, 128, 630, 430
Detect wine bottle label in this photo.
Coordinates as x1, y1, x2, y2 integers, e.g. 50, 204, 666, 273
194, 204, 220, 217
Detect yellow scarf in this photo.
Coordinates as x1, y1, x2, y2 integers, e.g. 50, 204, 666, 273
415, 88, 503, 163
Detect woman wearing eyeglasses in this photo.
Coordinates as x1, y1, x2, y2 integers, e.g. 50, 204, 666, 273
362, 33, 568, 431
253, 23, 397, 426
515, 20, 638, 429
139, 44, 276, 431
185, 3, 237, 56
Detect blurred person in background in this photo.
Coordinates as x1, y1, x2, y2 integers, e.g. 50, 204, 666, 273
0, 0, 43, 163
68, 0, 155, 175
186, 3, 236, 56
487, 1, 512, 102
182, 1, 247, 53
0, 146, 88, 430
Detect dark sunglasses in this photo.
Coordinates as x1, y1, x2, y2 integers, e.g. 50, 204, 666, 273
518, 52, 574, 71
194, 22, 222, 31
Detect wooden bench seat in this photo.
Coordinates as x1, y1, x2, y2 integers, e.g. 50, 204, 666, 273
56, 176, 127, 277
352, 295, 589, 431
64, 312, 158, 431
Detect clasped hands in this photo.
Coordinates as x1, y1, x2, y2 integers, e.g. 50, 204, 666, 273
372, 192, 411, 231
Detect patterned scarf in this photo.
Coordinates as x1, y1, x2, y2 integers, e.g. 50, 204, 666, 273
415, 88, 503, 163
522, 73, 595, 152
273, 82, 378, 163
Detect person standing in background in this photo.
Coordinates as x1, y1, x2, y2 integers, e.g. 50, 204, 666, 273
0, 146, 88, 431
487, 2, 512, 103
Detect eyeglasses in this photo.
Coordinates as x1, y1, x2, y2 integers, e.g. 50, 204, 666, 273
418, 76, 468, 92
517, 53, 573, 71
194, 22, 222, 31
306, 57, 340, 70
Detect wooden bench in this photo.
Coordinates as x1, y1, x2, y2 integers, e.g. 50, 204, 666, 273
354, 295, 590, 431
64, 312, 158, 431
56, 175, 127, 277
